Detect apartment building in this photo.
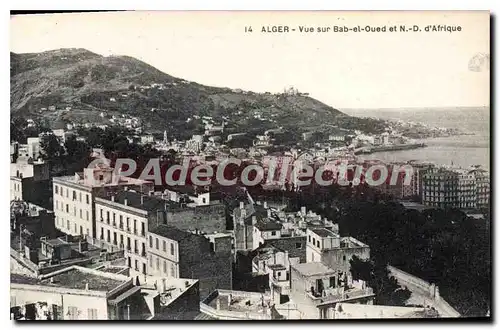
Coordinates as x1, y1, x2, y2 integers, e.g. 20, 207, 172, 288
422, 166, 487, 209
148, 225, 232, 299
52, 165, 153, 239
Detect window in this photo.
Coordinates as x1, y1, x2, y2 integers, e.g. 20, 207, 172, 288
86, 194, 90, 204
316, 241, 320, 248
66, 189, 69, 198
100, 228, 104, 238
170, 243, 174, 256
342, 255, 346, 261
72, 191, 77, 200
106, 211, 110, 224
88, 308, 98, 320
79, 209, 82, 219
295, 243, 302, 249
171, 264, 176, 277
60, 187, 64, 196
107, 230, 110, 242
86, 228, 90, 237
135, 260, 138, 271
73, 206, 76, 216
271, 231, 276, 236
163, 260, 167, 273
79, 192, 82, 202
66, 204, 69, 213
312, 237, 316, 245
156, 238, 159, 249
163, 240, 166, 252
149, 236, 153, 248
308, 235, 311, 242
100, 209, 103, 220
80, 226, 83, 236
277, 271, 281, 277
86, 211, 89, 221
67, 306, 78, 320
74, 224, 77, 233
56, 200, 59, 210
149, 255, 153, 267
141, 222, 145, 236
329, 277, 335, 288
55, 185, 58, 194
156, 257, 159, 269
66, 220, 70, 230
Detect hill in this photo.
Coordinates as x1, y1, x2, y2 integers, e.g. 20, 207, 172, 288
10, 48, 378, 139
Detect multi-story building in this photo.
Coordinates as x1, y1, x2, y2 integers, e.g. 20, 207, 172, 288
469, 168, 490, 208
10, 265, 200, 320
457, 170, 477, 209
422, 166, 485, 209
305, 228, 370, 275
10, 156, 51, 208
422, 167, 460, 208
289, 262, 374, 319
52, 165, 153, 239
94, 190, 229, 281
148, 225, 232, 299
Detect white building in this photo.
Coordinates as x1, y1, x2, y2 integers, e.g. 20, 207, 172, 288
52, 165, 153, 239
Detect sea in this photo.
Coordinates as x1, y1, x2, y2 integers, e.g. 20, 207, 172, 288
341, 107, 490, 170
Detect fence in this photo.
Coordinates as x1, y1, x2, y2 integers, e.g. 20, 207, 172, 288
387, 265, 460, 317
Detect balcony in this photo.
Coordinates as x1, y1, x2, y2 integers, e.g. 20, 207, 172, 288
306, 286, 374, 305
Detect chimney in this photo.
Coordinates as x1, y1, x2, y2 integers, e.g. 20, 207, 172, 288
85, 283, 89, 290
124, 199, 128, 206
301, 206, 306, 216
141, 195, 144, 205
263, 201, 268, 209
111, 195, 115, 202
239, 201, 244, 209
252, 215, 257, 226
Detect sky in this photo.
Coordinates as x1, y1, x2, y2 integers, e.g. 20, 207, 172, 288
10, 11, 490, 109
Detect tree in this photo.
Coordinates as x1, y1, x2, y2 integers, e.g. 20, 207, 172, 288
40, 134, 64, 164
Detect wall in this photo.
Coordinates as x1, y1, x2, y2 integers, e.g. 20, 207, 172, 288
266, 236, 307, 263
179, 235, 232, 299
152, 281, 200, 320
387, 265, 460, 317
165, 203, 226, 234
289, 267, 319, 319
320, 246, 371, 273
10, 285, 109, 320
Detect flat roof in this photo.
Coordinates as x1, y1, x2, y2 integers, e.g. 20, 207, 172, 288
11, 268, 127, 292
255, 219, 282, 232
97, 190, 183, 213
150, 225, 195, 242
311, 228, 337, 238
292, 262, 336, 277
